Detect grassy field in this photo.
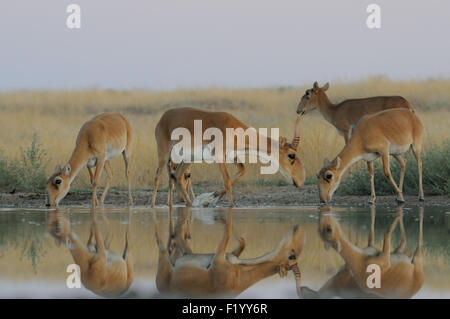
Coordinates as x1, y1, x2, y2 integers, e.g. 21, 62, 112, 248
0, 77, 449, 193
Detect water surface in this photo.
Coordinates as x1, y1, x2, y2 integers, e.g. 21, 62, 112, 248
0, 206, 448, 298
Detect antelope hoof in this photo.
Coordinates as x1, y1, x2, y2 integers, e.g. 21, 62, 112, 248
418, 195, 425, 202
368, 198, 376, 205
395, 193, 405, 204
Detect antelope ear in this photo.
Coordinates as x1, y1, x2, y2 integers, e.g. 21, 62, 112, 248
323, 158, 330, 167
54, 165, 62, 173
322, 82, 329, 91
63, 164, 71, 176
316, 170, 321, 178
324, 242, 331, 251
313, 81, 319, 90
335, 241, 342, 253
279, 136, 287, 148
332, 157, 341, 169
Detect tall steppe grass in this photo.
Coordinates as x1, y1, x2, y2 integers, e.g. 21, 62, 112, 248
0, 77, 449, 193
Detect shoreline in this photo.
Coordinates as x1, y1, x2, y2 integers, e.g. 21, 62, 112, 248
1, 184, 449, 208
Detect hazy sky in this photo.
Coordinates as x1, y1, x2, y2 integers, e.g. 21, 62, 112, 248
0, 0, 449, 90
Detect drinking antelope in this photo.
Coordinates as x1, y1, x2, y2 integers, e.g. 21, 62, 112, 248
48, 209, 134, 297
166, 160, 195, 206
317, 108, 424, 204
153, 207, 305, 298
316, 206, 424, 299
151, 107, 305, 207
45, 112, 133, 207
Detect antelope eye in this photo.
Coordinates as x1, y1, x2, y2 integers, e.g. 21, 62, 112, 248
288, 154, 296, 160
55, 179, 62, 185
326, 174, 333, 180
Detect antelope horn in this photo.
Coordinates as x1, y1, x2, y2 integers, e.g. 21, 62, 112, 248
288, 250, 303, 298
290, 116, 302, 150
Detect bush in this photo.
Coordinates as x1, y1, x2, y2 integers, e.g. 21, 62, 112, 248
0, 151, 15, 190
0, 134, 49, 193
304, 177, 317, 185
339, 140, 450, 196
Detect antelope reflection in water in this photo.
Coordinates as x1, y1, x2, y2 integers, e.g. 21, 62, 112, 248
47, 208, 134, 297
301, 205, 424, 299
153, 207, 305, 298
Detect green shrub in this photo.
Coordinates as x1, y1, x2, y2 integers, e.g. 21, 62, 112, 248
0, 134, 49, 193
339, 140, 450, 196
304, 177, 317, 185
0, 151, 15, 190
276, 179, 289, 186
254, 179, 289, 186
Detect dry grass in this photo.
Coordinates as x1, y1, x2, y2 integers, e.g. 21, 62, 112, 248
0, 77, 449, 191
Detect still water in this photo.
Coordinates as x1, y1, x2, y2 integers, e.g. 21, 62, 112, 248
0, 205, 448, 298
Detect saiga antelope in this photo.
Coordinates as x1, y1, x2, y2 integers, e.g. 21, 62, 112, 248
317, 108, 424, 204
153, 207, 305, 298
152, 107, 305, 207
48, 209, 134, 297
46, 112, 133, 207
317, 206, 424, 299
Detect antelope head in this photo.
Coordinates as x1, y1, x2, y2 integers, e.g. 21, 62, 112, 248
47, 211, 72, 247
168, 207, 193, 259
46, 164, 72, 207
297, 81, 329, 115
168, 159, 191, 188
318, 212, 343, 252
317, 157, 342, 203
276, 224, 305, 276
278, 136, 305, 188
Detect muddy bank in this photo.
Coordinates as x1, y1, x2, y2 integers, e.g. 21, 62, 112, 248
1, 184, 449, 208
